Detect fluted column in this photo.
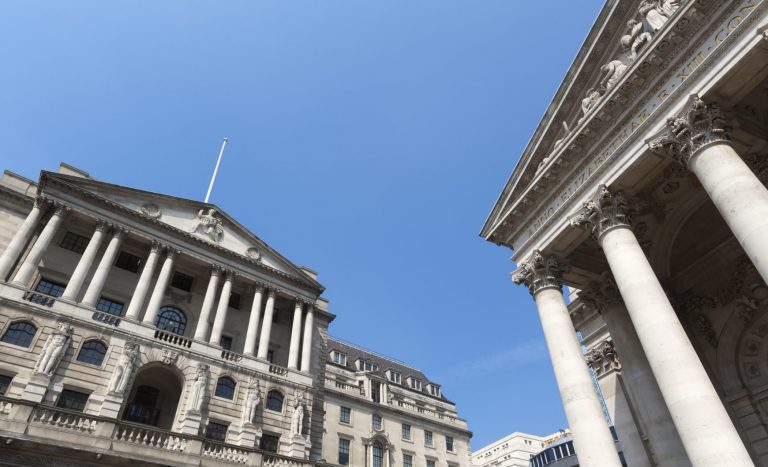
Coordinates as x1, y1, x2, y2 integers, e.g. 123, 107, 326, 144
582, 276, 691, 467
143, 248, 177, 326
61, 219, 107, 302
571, 185, 753, 467
124, 241, 161, 321
300, 304, 314, 373
0, 197, 46, 281
257, 288, 277, 360
12, 204, 70, 286
243, 285, 264, 356
81, 226, 125, 307
287, 300, 304, 369
194, 266, 222, 340
209, 271, 234, 345
651, 94, 768, 287
513, 251, 622, 467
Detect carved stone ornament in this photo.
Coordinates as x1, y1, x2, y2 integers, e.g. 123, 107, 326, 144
246, 247, 262, 261
34, 322, 73, 376
585, 339, 621, 377
511, 250, 565, 296
241, 379, 262, 425
185, 363, 210, 414
678, 294, 719, 348
291, 390, 305, 437
140, 203, 162, 219
649, 95, 732, 167
107, 342, 140, 395
191, 208, 224, 243
161, 349, 179, 366
569, 184, 633, 240
579, 273, 623, 314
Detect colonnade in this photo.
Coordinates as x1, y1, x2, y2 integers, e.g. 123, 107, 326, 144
514, 95, 763, 467
0, 203, 315, 372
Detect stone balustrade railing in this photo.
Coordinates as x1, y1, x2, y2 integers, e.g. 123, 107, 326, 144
92, 310, 121, 327
263, 454, 315, 467
324, 376, 364, 396
221, 349, 244, 363
203, 441, 250, 464
22, 290, 55, 307
31, 406, 99, 434
269, 364, 289, 377
395, 399, 460, 424
154, 329, 193, 348
114, 423, 188, 451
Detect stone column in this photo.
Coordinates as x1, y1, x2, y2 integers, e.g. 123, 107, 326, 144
582, 277, 691, 467
650, 95, 768, 286
12, 204, 69, 286
287, 300, 304, 370
61, 219, 107, 302
243, 285, 264, 357
571, 185, 754, 467
209, 271, 234, 346
124, 241, 161, 321
81, 227, 126, 307
0, 197, 46, 281
194, 266, 222, 340
142, 248, 177, 326
256, 288, 276, 360
300, 304, 314, 373
512, 251, 622, 467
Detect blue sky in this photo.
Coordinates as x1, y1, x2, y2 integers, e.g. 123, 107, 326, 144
0, 1, 604, 449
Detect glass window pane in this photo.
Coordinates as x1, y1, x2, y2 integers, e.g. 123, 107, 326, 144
1, 322, 37, 348
76, 340, 107, 366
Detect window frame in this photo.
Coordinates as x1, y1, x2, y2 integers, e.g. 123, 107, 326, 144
35, 278, 66, 298
56, 388, 90, 412
372, 413, 383, 431
260, 433, 280, 453
331, 351, 347, 366
340, 406, 352, 424
338, 437, 351, 466
446, 435, 455, 452
76, 339, 108, 367
265, 390, 284, 413
424, 430, 433, 447
155, 306, 187, 335
59, 231, 90, 254
170, 271, 194, 292
96, 297, 125, 316
0, 374, 13, 396
114, 250, 143, 273
214, 376, 237, 400
402, 423, 412, 441
0, 321, 38, 348
204, 420, 229, 442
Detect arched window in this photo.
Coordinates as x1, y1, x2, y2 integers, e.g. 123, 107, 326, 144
155, 307, 187, 335
372, 441, 384, 467
215, 376, 236, 400
1, 321, 37, 348
76, 340, 108, 366
266, 390, 283, 412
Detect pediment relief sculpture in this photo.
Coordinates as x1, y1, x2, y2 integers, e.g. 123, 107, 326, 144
246, 247, 262, 261
140, 203, 162, 219
191, 208, 224, 243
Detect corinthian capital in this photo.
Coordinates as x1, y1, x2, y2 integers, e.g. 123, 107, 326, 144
579, 273, 623, 314
512, 250, 565, 295
648, 94, 732, 166
569, 184, 633, 240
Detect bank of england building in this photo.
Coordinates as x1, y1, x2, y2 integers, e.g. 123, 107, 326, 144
0, 164, 471, 466
482, 1, 768, 467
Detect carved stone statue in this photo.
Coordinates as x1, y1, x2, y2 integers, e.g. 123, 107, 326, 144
621, 19, 652, 61
107, 342, 139, 395
192, 208, 224, 243
34, 322, 73, 376
290, 393, 305, 437
186, 364, 210, 414
241, 381, 262, 425
639, 0, 669, 31
599, 59, 628, 91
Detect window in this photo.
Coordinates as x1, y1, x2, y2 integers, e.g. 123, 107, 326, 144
215, 376, 236, 400
403, 454, 413, 467
402, 423, 411, 440
115, 251, 142, 273
408, 378, 422, 391
1, 321, 37, 348
446, 436, 454, 452
426, 460, 436, 467
340, 406, 351, 424
357, 359, 378, 372
267, 350, 275, 363
260, 434, 280, 453
387, 370, 402, 384
331, 351, 347, 366
35, 279, 66, 298
425, 430, 433, 447
96, 297, 124, 316
220, 335, 233, 350
155, 307, 187, 335
372, 413, 382, 430
266, 390, 284, 412
204, 421, 229, 442
228, 292, 241, 310
56, 389, 89, 412
76, 340, 108, 366
59, 231, 89, 254
372, 441, 384, 467
338, 438, 350, 466
0, 374, 12, 395
428, 384, 440, 397
171, 271, 194, 291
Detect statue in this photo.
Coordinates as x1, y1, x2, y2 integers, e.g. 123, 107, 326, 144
578, 88, 603, 125
639, 0, 669, 31
599, 59, 628, 91
186, 364, 209, 414
34, 322, 73, 376
192, 208, 224, 243
620, 19, 652, 61
241, 380, 262, 425
290, 393, 305, 437
107, 342, 139, 395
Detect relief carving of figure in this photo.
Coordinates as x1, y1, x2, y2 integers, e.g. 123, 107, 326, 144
34, 322, 73, 376
107, 342, 139, 395
621, 19, 652, 61
241, 380, 262, 425
599, 59, 628, 91
185, 364, 210, 414
290, 393, 305, 437
192, 208, 224, 243
639, 0, 669, 31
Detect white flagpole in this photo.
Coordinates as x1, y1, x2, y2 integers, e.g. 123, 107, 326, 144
204, 138, 228, 203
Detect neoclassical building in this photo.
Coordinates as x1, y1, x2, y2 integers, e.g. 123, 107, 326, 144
481, 1, 768, 467
0, 163, 471, 466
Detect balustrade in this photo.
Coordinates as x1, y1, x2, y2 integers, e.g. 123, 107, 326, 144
22, 291, 55, 307
92, 311, 121, 327
202, 441, 249, 464
221, 349, 243, 363
31, 407, 99, 434
263, 454, 314, 467
153, 329, 192, 348
269, 364, 289, 377
114, 423, 188, 452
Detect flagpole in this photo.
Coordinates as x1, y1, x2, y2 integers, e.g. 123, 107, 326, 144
205, 138, 228, 203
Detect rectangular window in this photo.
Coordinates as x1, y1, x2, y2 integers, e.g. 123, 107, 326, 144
272, 308, 280, 323
171, 271, 194, 291
220, 335, 233, 350
446, 436, 454, 452
56, 389, 89, 412
429, 384, 440, 397
35, 279, 66, 298
115, 251, 142, 273
0, 374, 12, 395
204, 421, 229, 442
228, 292, 241, 310
338, 438, 350, 466
426, 460, 436, 467
340, 406, 351, 424
260, 434, 280, 453
267, 350, 275, 363
402, 423, 411, 440
332, 351, 347, 366
403, 454, 413, 467
372, 413, 382, 431
409, 378, 422, 391
424, 430, 433, 446
96, 297, 124, 316
59, 231, 89, 254
388, 370, 402, 384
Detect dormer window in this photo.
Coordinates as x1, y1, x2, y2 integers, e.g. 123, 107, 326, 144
386, 370, 402, 384
331, 351, 347, 366
427, 383, 441, 397
407, 377, 422, 391
356, 359, 378, 372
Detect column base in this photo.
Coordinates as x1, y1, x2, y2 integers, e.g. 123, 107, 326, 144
21, 373, 50, 403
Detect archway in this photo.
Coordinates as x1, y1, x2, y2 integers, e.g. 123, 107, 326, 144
122, 364, 183, 430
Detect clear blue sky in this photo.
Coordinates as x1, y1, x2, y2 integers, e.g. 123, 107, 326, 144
1, 1, 604, 449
